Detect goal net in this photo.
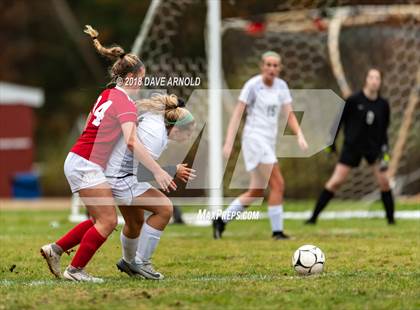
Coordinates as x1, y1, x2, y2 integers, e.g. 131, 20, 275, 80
136, 1, 419, 200
222, 5, 420, 200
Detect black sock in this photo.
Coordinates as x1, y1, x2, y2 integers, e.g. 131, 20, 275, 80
310, 188, 334, 221
381, 190, 395, 224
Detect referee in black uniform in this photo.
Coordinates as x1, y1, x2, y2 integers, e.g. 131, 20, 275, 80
306, 68, 395, 224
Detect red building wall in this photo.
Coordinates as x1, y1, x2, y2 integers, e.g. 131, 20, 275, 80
0, 105, 34, 197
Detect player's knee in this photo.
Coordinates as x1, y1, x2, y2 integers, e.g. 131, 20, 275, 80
271, 179, 284, 193
96, 214, 118, 234
161, 207, 173, 222
108, 216, 118, 231
326, 178, 342, 192
127, 216, 144, 232
159, 200, 173, 221
378, 177, 390, 191
131, 224, 142, 237
122, 222, 141, 238
134, 216, 144, 227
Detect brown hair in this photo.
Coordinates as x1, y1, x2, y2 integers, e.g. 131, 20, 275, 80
366, 67, 382, 79
136, 94, 194, 130
84, 25, 144, 82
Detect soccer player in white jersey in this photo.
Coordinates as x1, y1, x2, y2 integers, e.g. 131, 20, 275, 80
213, 51, 308, 240
105, 94, 196, 279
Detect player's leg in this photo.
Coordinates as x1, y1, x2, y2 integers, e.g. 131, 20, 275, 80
372, 164, 395, 224
42, 152, 117, 281
307, 145, 362, 224
225, 170, 266, 217
118, 205, 144, 264
224, 136, 267, 217
306, 163, 352, 224
325, 163, 352, 192
266, 164, 288, 239
212, 169, 266, 239
123, 188, 172, 280
40, 184, 116, 282
41, 217, 94, 278
116, 205, 145, 277
62, 184, 117, 282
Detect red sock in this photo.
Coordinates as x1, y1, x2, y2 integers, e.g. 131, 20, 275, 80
70, 226, 107, 268
55, 219, 94, 252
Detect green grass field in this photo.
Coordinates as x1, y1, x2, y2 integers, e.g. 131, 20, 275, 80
1, 201, 419, 310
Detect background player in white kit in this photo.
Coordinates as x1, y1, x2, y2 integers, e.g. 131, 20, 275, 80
213, 51, 308, 240
106, 94, 196, 279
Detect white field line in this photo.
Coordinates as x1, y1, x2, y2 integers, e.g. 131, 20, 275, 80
2, 270, 417, 287
0, 275, 322, 287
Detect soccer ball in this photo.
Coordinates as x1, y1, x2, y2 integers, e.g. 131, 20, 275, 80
292, 244, 325, 275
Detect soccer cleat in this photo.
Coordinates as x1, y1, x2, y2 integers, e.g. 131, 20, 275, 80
116, 258, 144, 278
117, 258, 164, 280
134, 260, 164, 280
305, 218, 317, 225
136, 262, 164, 280
63, 266, 104, 283
212, 217, 225, 239
40, 243, 62, 278
272, 231, 290, 240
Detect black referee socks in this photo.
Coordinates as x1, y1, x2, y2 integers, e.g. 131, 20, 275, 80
307, 188, 335, 223
308, 189, 395, 224
381, 190, 395, 224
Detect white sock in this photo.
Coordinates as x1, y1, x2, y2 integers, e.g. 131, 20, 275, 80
120, 232, 139, 263
222, 198, 245, 223
268, 205, 283, 232
135, 223, 162, 264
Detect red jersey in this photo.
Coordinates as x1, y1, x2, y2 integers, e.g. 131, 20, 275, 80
70, 86, 137, 169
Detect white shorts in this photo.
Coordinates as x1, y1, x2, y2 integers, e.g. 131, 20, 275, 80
64, 152, 108, 193
107, 175, 152, 206
242, 137, 277, 172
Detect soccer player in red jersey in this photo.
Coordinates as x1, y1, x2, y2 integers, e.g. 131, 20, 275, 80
40, 25, 175, 283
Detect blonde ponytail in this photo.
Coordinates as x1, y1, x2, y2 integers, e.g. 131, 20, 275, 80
136, 94, 194, 128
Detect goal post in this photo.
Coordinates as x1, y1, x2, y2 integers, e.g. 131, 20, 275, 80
207, 0, 223, 211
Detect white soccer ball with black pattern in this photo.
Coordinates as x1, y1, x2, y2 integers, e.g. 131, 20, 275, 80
292, 245, 325, 275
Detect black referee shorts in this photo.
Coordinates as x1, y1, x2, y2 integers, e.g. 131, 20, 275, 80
339, 145, 380, 168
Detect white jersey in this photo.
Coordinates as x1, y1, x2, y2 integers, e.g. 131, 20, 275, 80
239, 75, 292, 141
105, 112, 168, 178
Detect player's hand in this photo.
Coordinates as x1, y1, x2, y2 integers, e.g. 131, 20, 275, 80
223, 142, 233, 159
176, 164, 197, 183
297, 132, 308, 151
154, 169, 177, 192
